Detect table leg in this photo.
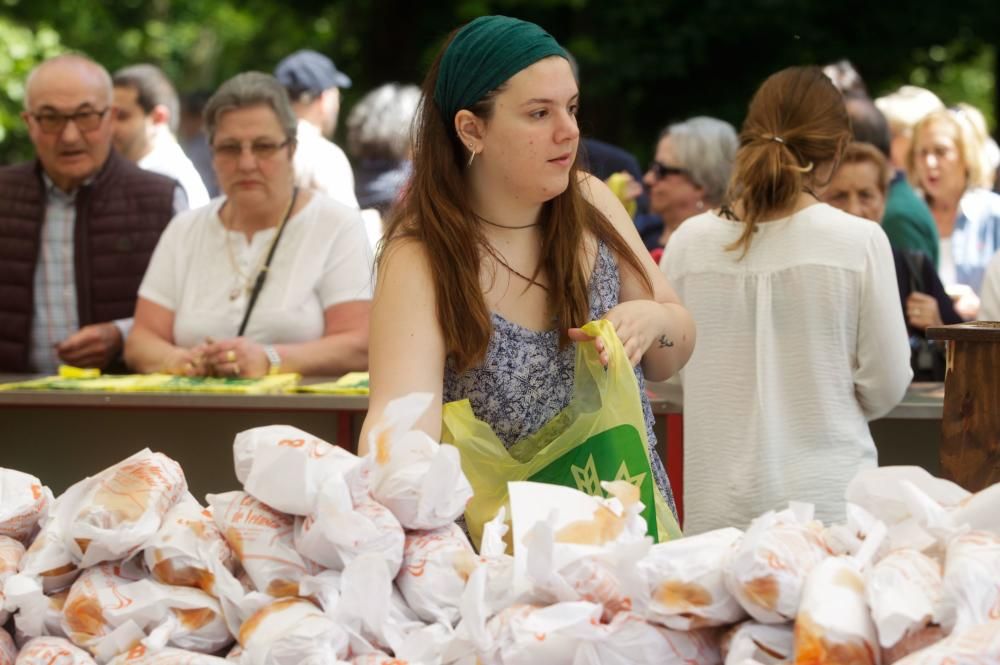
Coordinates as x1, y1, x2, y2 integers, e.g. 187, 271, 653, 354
337, 411, 355, 452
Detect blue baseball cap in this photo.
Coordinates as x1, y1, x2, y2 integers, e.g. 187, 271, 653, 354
275, 49, 352, 96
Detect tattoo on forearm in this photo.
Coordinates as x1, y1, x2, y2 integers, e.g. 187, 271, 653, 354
657, 335, 674, 348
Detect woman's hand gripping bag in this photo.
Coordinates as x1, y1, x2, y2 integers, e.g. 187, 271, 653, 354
442, 319, 680, 549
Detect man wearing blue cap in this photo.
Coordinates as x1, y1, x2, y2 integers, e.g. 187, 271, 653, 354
275, 49, 359, 209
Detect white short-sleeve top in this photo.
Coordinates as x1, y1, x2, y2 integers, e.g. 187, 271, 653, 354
139, 193, 374, 349
660, 204, 912, 533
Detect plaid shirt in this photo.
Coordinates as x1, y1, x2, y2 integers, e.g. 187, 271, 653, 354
29, 175, 186, 373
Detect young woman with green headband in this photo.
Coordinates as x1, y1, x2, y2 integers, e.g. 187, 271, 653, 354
358, 16, 695, 524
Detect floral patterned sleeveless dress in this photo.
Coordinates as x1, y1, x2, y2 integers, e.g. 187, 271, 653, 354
443, 241, 678, 518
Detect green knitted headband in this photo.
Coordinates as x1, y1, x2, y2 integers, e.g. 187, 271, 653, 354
434, 15, 567, 123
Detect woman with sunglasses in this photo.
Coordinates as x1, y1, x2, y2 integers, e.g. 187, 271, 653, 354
125, 72, 373, 377
358, 16, 695, 531
661, 67, 912, 534
639, 117, 737, 258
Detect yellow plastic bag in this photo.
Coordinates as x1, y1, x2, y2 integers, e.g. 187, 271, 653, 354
442, 318, 682, 549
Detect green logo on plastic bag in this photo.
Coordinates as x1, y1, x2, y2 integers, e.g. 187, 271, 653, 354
527, 424, 658, 540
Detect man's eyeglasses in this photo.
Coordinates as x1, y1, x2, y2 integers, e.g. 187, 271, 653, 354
212, 138, 293, 161
647, 160, 691, 180
29, 108, 109, 135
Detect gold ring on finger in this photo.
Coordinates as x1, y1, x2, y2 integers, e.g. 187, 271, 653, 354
226, 350, 236, 362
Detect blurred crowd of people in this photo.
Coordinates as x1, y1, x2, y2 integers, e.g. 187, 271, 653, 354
616, 61, 1000, 382
3, 46, 997, 384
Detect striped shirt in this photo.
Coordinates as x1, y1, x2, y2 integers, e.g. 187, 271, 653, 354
29, 175, 185, 373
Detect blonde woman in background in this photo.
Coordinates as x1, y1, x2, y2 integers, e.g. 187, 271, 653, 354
908, 107, 1000, 318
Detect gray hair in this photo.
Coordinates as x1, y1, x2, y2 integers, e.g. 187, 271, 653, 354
661, 116, 738, 206
24, 53, 112, 110
346, 83, 421, 161
203, 72, 298, 144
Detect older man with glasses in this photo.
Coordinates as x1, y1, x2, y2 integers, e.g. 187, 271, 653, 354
0, 54, 180, 374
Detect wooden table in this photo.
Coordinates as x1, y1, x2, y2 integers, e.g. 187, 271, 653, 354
0, 377, 941, 503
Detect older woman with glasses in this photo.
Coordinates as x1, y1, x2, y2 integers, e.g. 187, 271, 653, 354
125, 72, 373, 378
638, 116, 737, 256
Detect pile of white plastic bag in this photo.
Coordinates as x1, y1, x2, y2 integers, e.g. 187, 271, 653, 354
0, 391, 997, 665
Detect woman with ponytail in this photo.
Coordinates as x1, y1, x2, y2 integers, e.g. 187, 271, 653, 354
661, 66, 912, 533
357, 16, 695, 523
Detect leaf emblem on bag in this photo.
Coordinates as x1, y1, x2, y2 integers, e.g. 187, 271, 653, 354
570, 455, 602, 495
613, 460, 646, 491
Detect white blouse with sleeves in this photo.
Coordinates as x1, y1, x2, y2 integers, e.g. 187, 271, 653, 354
139, 193, 374, 349
660, 204, 912, 533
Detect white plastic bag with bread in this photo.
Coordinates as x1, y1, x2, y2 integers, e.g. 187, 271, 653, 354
720, 621, 793, 665
362, 392, 473, 530
233, 425, 360, 516
61, 562, 232, 661
237, 597, 349, 665
396, 522, 478, 626
0, 628, 14, 665
0, 469, 52, 544
521, 504, 650, 622
14, 636, 95, 665
724, 503, 830, 623
942, 530, 1000, 634
866, 548, 952, 662
293, 472, 404, 576
639, 527, 747, 630
0, 536, 26, 625
52, 449, 188, 567
207, 491, 320, 598
892, 620, 1000, 664
793, 556, 879, 665
143, 497, 237, 595
106, 645, 231, 664
508, 481, 648, 606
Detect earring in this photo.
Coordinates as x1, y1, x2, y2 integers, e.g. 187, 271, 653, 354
695, 200, 705, 211
467, 145, 477, 168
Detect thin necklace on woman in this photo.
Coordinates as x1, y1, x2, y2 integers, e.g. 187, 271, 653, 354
473, 212, 540, 230
221, 193, 297, 300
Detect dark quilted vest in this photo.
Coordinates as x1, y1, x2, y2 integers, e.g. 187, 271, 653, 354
0, 151, 176, 372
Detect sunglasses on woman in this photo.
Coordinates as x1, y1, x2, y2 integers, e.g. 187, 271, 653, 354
648, 160, 691, 180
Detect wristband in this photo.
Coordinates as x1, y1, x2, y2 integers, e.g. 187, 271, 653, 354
263, 344, 282, 375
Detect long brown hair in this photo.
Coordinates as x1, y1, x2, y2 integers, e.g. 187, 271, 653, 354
379, 27, 652, 372
726, 66, 851, 256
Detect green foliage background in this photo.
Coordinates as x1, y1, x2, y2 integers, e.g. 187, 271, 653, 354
1, 0, 998, 165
